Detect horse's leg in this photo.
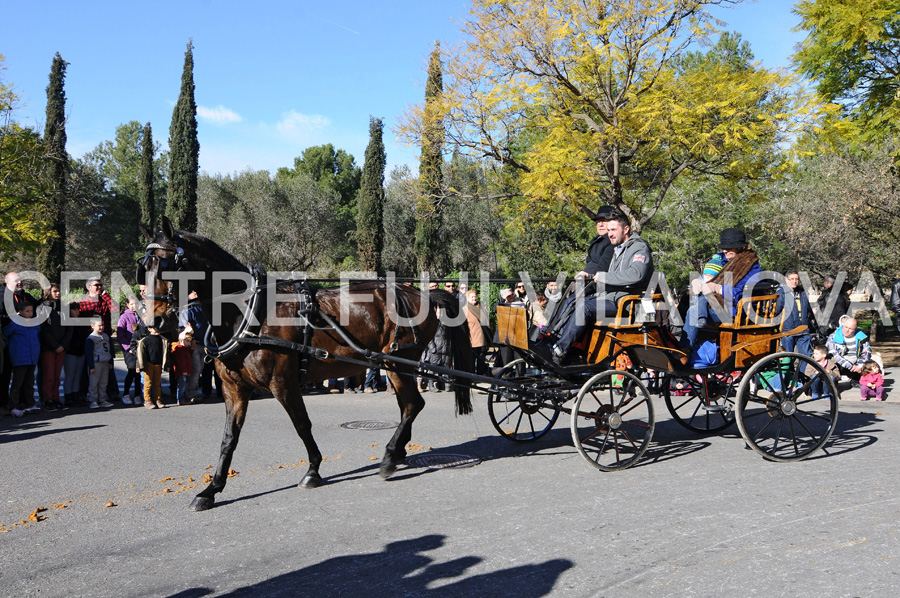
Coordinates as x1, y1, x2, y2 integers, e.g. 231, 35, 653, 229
272, 382, 324, 489
189, 380, 251, 511
380, 370, 425, 479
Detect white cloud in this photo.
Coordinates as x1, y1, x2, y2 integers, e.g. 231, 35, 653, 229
197, 104, 243, 124
276, 110, 331, 139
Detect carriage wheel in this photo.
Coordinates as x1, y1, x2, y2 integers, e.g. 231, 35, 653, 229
663, 371, 738, 434
570, 370, 654, 471
487, 359, 560, 442
735, 352, 839, 462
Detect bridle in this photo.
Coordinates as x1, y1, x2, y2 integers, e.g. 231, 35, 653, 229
138, 242, 190, 307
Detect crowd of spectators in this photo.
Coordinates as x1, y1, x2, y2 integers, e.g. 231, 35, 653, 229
0, 271, 221, 420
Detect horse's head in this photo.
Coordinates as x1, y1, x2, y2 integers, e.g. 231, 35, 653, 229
138, 216, 188, 339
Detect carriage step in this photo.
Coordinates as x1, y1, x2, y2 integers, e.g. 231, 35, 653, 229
700, 403, 727, 412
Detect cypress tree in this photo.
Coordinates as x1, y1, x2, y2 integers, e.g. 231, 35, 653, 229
167, 40, 199, 232
39, 52, 69, 281
414, 42, 445, 275
140, 122, 156, 230
357, 117, 386, 274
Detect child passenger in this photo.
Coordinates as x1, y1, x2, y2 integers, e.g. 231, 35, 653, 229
859, 360, 885, 401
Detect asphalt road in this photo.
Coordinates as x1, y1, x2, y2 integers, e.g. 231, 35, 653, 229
2, 382, 898, 597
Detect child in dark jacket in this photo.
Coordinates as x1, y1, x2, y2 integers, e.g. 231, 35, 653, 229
3, 304, 41, 417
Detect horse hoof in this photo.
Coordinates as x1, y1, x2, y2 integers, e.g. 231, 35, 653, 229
299, 472, 322, 489
189, 496, 215, 511
379, 462, 397, 479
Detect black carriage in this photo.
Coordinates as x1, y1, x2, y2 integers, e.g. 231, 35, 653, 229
484, 292, 840, 471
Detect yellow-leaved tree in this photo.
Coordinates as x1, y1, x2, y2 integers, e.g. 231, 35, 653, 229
400, 0, 824, 233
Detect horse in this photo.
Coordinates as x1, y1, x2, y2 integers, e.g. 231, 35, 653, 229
139, 217, 473, 511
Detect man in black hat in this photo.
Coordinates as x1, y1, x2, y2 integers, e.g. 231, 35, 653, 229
680, 227, 762, 359
579, 205, 622, 280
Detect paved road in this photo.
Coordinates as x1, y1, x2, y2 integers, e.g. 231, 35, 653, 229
2, 382, 898, 597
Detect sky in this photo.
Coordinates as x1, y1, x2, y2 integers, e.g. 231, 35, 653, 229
3, 0, 807, 178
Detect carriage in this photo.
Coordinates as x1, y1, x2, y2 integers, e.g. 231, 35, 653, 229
484, 291, 840, 471
140, 219, 841, 510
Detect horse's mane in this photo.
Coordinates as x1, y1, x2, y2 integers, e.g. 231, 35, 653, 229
176, 230, 247, 273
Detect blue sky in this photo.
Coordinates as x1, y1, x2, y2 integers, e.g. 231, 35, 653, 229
3, 0, 805, 177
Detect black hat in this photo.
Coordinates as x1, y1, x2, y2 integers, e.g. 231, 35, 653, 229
580, 205, 624, 222
719, 228, 748, 249
595, 206, 624, 221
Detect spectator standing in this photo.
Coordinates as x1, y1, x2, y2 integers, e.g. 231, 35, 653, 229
85, 316, 114, 409
1, 272, 40, 413
890, 273, 900, 333
824, 281, 853, 334
179, 290, 207, 403
136, 321, 168, 409
116, 297, 141, 405
826, 317, 871, 381
79, 278, 120, 401
3, 303, 41, 417
171, 329, 195, 406
776, 270, 812, 355
38, 284, 72, 411
63, 302, 89, 407
464, 289, 489, 374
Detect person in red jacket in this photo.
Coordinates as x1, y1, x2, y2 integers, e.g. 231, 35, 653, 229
170, 329, 195, 406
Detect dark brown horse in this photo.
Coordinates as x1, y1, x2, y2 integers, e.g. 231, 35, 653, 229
140, 218, 473, 510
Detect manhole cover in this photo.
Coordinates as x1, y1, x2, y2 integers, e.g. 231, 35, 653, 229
340, 421, 399, 430
406, 453, 481, 470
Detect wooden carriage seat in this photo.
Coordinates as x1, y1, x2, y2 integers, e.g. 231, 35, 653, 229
706, 294, 804, 368
584, 294, 669, 364
496, 305, 530, 350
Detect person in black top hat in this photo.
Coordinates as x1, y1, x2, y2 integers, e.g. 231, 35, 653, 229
579, 205, 623, 279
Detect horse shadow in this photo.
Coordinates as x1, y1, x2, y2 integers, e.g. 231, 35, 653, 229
167, 533, 573, 598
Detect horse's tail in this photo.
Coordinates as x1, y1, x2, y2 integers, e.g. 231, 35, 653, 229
430, 290, 474, 416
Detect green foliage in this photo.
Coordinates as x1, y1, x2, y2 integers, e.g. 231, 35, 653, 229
770, 139, 900, 284
415, 42, 447, 274
197, 170, 349, 272
140, 122, 157, 229
38, 52, 69, 281
382, 166, 419, 276
794, 0, 900, 140
356, 117, 386, 273
167, 41, 199, 232
276, 143, 361, 259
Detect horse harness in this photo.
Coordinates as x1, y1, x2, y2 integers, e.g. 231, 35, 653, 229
142, 240, 426, 383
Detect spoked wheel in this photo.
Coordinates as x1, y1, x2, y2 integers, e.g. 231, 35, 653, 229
736, 352, 839, 462
663, 371, 739, 433
570, 370, 655, 471
488, 359, 561, 442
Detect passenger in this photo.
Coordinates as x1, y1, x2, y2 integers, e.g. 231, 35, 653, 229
552, 212, 653, 363
679, 228, 762, 361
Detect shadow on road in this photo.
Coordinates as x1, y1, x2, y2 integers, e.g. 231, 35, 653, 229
0, 422, 105, 443
168, 534, 573, 598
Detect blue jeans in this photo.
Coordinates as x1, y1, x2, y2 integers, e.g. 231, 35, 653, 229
781, 333, 811, 356
555, 295, 616, 355
176, 375, 189, 404
680, 295, 728, 349
364, 368, 379, 389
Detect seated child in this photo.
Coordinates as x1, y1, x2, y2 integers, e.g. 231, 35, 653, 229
805, 344, 839, 398
859, 360, 885, 401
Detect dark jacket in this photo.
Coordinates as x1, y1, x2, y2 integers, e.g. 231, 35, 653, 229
890, 278, 900, 316
584, 235, 614, 277
776, 286, 811, 332
39, 300, 73, 353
